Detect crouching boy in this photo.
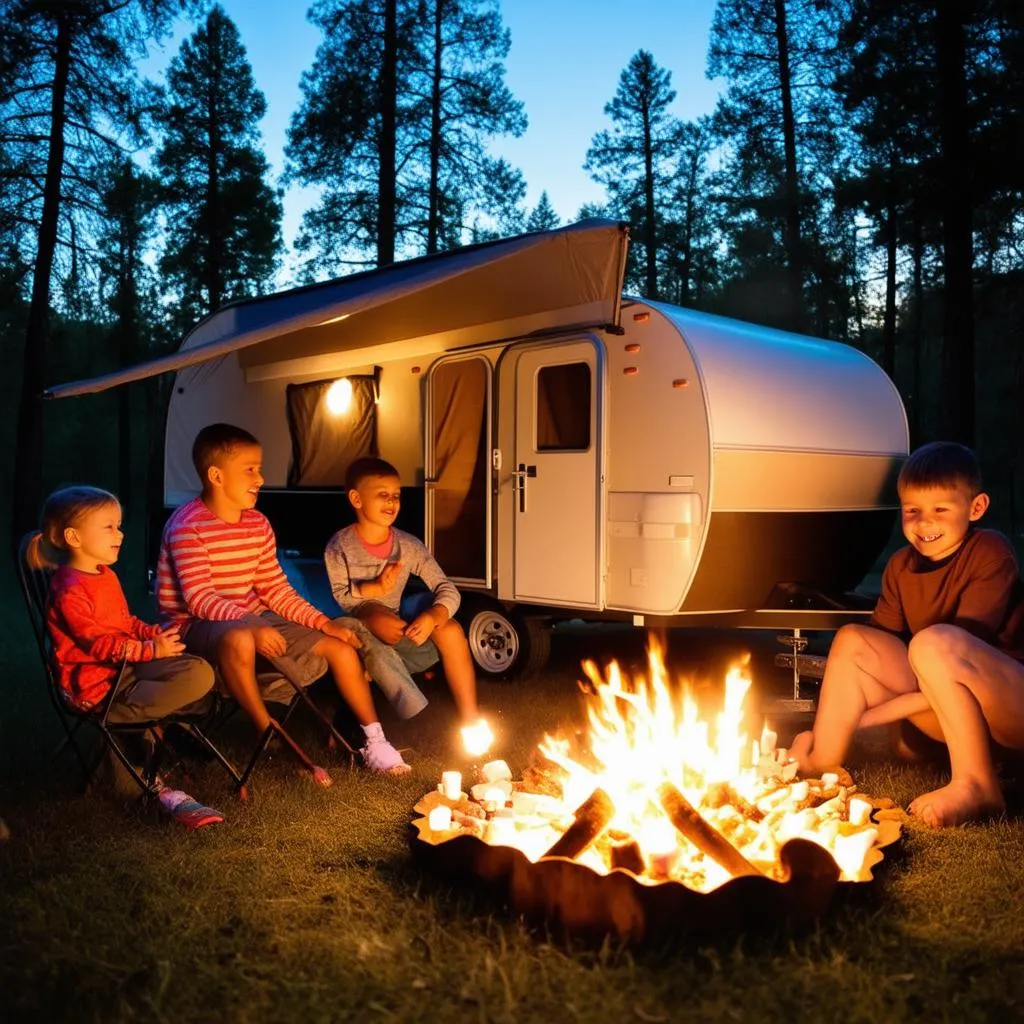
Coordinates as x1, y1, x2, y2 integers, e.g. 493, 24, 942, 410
324, 457, 492, 756
791, 441, 1024, 826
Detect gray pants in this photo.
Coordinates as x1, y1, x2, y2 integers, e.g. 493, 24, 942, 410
346, 620, 429, 720
105, 654, 215, 724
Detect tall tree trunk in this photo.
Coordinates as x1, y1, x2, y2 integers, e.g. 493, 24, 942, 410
881, 162, 898, 380
206, 14, 223, 312
850, 221, 865, 343
117, 234, 139, 511
377, 0, 397, 267
936, 0, 974, 444
641, 96, 657, 299
910, 203, 924, 442
773, 0, 806, 334
11, 13, 72, 550
426, 0, 443, 254
680, 150, 699, 306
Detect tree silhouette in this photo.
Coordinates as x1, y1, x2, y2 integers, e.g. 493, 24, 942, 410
526, 191, 560, 232
4, 0, 182, 548
585, 50, 682, 299
154, 4, 283, 331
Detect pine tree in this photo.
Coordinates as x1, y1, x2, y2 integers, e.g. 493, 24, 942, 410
708, 0, 846, 333
3, 0, 182, 547
406, 0, 527, 252
95, 157, 164, 504
287, 0, 421, 275
526, 191, 560, 233
288, 0, 526, 273
584, 50, 682, 299
154, 4, 283, 331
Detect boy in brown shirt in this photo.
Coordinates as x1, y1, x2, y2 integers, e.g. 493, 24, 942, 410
791, 442, 1024, 827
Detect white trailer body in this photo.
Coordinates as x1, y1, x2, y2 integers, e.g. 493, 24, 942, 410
47, 220, 908, 677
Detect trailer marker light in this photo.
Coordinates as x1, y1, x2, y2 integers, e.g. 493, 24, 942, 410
672, 379, 690, 388
625, 343, 641, 353
632, 311, 650, 322
624, 366, 639, 376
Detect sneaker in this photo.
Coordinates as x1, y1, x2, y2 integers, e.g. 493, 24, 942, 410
360, 737, 411, 774
158, 787, 224, 830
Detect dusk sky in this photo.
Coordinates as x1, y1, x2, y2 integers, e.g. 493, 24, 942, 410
143, 1, 723, 268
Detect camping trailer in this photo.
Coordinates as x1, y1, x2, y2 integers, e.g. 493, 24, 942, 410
47, 220, 909, 679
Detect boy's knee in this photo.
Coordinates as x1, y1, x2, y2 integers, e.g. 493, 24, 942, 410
321, 635, 361, 666
435, 619, 466, 646
218, 627, 256, 661
908, 624, 967, 671
829, 623, 871, 660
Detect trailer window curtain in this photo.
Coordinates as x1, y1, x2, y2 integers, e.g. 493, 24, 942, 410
430, 358, 488, 581
536, 362, 591, 451
286, 376, 378, 487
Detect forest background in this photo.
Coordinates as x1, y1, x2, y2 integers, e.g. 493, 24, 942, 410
1, 0, 1022, 572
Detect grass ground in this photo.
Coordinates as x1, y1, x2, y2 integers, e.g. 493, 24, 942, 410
2, 603, 1024, 1023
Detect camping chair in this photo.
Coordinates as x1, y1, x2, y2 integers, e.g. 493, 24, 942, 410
215, 657, 361, 794
16, 531, 244, 798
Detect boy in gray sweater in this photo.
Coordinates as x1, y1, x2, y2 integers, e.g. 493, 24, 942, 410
324, 457, 493, 756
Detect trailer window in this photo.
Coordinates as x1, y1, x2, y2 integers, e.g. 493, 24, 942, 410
536, 362, 591, 451
285, 375, 378, 487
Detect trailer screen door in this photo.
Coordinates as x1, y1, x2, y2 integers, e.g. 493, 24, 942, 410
425, 356, 491, 585
513, 341, 601, 607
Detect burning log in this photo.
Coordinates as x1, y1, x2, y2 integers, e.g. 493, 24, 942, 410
657, 781, 761, 879
705, 782, 765, 822
542, 787, 616, 860
607, 830, 646, 875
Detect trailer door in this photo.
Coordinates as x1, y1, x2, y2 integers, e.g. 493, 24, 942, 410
425, 355, 491, 586
513, 340, 602, 608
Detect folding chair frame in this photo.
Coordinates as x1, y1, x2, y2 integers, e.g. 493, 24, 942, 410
16, 531, 244, 799
214, 662, 360, 793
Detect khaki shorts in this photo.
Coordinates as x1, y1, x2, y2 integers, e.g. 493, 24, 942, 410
182, 612, 328, 704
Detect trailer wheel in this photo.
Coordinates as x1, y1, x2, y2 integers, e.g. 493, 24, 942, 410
460, 599, 551, 681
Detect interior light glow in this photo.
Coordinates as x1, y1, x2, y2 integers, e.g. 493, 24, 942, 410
325, 377, 353, 415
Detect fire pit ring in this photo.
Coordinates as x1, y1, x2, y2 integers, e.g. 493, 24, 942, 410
409, 792, 902, 947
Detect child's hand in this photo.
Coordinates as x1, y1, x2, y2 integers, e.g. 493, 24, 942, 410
404, 610, 438, 645
153, 629, 185, 659
376, 561, 403, 592
253, 625, 287, 659
322, 621, 362, 648
361, 604, 407, 645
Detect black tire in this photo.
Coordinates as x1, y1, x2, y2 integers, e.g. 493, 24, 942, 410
458, 597, 551, 681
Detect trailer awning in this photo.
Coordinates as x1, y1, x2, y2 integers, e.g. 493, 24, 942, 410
45, 219, 629, 399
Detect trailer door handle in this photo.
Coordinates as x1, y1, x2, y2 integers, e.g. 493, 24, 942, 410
514, 463, 536, 513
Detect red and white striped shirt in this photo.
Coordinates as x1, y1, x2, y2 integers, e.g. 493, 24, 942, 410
157, 498, 330, 631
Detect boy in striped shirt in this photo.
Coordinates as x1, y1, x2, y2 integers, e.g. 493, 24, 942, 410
157, 423, 409, 775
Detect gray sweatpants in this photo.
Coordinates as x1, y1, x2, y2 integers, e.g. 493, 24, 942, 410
105, 654, 215, 724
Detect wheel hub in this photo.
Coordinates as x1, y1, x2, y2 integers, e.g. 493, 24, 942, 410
468, 610, 520, 674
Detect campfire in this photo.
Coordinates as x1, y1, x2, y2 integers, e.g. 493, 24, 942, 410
411, 640, 901, 942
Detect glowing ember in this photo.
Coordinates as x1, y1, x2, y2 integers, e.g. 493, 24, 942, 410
419, 639, 899, 892
461, 717, 495, 758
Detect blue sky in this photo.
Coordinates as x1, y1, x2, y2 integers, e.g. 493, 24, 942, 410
143, 0, 722, 263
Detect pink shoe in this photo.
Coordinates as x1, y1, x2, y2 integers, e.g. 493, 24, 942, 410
360, 738, 411, 774
158, 788, 224, 829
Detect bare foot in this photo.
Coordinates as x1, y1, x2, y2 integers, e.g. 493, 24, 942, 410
908, 778, 1005, 827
